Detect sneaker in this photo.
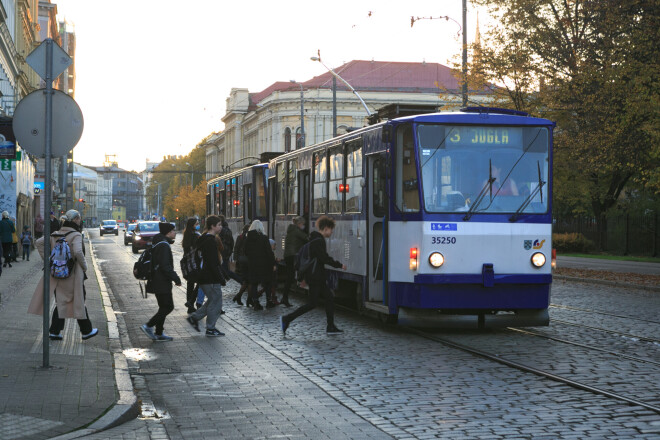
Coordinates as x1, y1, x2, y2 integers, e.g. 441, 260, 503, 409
205, 328, 225, 337
280, 316, 290, 335
154, 333, 173, 341
82, 328, 98, 340
326, 325, 344, 335
186, 316, 200, 332
140, 324, 157, 340
49, 333, 63, 340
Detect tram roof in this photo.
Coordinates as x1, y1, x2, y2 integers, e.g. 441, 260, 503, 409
207, 162, 268, 185
392, 110, 556, 126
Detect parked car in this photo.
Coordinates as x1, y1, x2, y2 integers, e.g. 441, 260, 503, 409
123, 223, 137, 245
99, 219, 118, 236
131, 221, 160, 253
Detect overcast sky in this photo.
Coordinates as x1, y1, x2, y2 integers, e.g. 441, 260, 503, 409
53, 0, 486, 172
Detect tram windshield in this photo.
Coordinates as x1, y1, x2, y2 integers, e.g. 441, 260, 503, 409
417, 124, 550, 214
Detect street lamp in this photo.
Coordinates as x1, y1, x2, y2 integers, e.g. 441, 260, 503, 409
185, 162, 193, 190
289, 80, 305, 149
311, 51, 372, 116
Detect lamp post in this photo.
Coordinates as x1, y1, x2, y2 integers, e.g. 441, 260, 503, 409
311, 51, 371, 116
289, 80, 305, 149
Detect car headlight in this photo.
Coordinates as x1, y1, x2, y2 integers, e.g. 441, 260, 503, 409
429, 252, 445, 268
531, 252, 546, 268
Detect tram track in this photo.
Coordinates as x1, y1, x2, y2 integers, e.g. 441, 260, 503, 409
402, 325, 660, 415
550, 303, 660, 325
550, 318, 660, 344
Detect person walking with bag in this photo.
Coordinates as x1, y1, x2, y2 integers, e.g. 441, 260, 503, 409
282, 216, 308, 307
244, 219, 275, 310
27, 210, 98, 340
231, 224, 250, 305
181, 217, 201, 314
186, 215, 226, 337
140, 222, 181, 342
280, 216, 346, 335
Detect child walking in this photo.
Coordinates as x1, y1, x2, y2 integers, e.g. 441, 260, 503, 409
20, 226, 33, 261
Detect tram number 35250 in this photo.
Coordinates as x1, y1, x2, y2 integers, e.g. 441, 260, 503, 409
431, 236, 457, 245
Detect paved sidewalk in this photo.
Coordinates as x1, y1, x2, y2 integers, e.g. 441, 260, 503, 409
0, 240, 136, 440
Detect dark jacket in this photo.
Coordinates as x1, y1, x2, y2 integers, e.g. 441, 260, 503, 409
233, 231, 248, 275
0, 218, 15, 243
244, 230, 275, 284
307, 230, 342, 283
219, 222, 234, 262
182, 231, 201, 254
196, 232, 225, 285
146, 234, 181, 294
284, 224, 308, 258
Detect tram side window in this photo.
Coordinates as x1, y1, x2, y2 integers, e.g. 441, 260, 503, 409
396, 125, 420, 212
255, 168, 267, 218
287, 160, 298, 214
328, 146, 343, 214
226, 179, 233, 218
276, 163, 286, 215
312, 151, 327, 214
236, 176, 243, 218
345, 140, 363, 213
218, 189, 225, 216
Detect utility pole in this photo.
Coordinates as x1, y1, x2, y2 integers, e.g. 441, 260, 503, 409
462, 0, 468, 106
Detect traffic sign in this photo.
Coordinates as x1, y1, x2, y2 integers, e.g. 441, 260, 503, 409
12, 89, 84, 157
26, 39, 72, 81
0, 158, 11, 171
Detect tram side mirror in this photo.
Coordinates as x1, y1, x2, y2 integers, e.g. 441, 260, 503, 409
381, 125, 393, 143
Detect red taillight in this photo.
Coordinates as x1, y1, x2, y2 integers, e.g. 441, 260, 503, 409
409, 247, 418, 270
552, 248, 556, 270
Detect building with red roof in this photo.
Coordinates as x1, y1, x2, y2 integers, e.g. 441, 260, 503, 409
205, 60, 492, 179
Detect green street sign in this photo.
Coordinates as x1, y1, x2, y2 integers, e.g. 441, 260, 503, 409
0, 159, 11, 171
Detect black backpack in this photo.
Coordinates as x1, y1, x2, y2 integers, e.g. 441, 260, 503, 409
180, 246, 203, 282
133, 241, 168, 280
294, 238, 322, 282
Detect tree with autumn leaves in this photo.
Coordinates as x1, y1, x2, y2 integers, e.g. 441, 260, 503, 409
467, 0, 659, 247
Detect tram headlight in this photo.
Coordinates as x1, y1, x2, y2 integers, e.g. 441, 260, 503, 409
531, 252, 546, 268
428, 252, 444, 268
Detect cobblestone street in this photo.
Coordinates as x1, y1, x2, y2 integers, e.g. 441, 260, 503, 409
91, 231, 660, 439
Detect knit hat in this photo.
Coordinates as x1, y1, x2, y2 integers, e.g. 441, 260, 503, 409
159, 222, 175, 235
65, 209, 81, 221
1, 211, 8, 218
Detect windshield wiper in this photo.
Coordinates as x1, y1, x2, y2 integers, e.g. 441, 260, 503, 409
509, 161, 545, 222
464, 160, 495, 221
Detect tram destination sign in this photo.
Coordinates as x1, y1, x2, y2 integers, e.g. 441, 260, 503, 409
446, 126, 523, 148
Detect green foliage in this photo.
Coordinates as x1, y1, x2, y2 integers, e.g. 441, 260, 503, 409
552, 232, 595, 253
472, 0, 660, 217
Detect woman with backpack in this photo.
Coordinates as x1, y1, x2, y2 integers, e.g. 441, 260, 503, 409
244, 219, 275, 310
231, 224, 250, 305
28, 209, 98, 340
181, 217, 201, 314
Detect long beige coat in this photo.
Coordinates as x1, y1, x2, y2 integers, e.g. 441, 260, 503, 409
27, 227, 88, 319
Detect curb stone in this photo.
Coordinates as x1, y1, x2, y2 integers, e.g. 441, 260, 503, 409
48, 236, 139, 440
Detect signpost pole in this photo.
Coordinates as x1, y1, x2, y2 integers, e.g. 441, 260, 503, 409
42, 39, 53, 368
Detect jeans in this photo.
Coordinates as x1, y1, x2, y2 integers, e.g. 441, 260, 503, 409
22, 244, 30, 260
192, 284, 223, 329
284, 281, 335, 327
222, 260, 242, 283
146, 291, 174, 335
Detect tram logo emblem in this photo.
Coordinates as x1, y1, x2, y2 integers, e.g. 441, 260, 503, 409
533, 239, 545, 249
431, 223, 457, 231
524, 239, 545, 250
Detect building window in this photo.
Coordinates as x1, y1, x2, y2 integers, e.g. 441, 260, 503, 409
284, 127, 291, 152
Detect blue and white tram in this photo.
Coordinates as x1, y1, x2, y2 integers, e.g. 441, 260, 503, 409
269, 108, 554, 327
207, 163, 269, 239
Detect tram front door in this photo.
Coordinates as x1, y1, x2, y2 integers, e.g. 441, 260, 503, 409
367, 155, 387, 304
